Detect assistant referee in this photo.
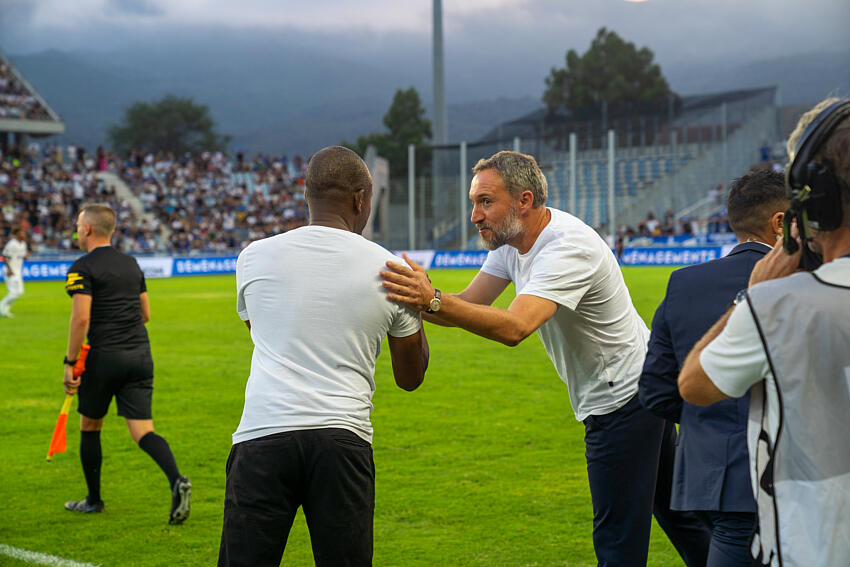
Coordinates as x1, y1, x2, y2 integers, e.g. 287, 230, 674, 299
62, 203, 191, 524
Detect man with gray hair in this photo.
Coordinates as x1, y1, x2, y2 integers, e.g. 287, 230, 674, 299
381, 150, 704, 565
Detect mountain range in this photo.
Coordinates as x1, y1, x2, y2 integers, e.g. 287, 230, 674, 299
8, 36, 848, 156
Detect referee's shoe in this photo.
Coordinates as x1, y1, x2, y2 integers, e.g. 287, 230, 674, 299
169, 476, 192, 525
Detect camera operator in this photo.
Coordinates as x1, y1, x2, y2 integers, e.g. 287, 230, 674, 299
678, 97, 850, 566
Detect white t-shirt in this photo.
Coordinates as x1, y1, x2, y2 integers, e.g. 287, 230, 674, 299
701, 257, 850, 397
2, 237, 27, 278
481, 208, 650, 421
233, 225, 421, 445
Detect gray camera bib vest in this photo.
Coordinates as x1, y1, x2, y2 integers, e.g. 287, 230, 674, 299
746, 272, 850, 566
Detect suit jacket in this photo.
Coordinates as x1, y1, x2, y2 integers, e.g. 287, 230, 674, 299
639, 241, 770, 512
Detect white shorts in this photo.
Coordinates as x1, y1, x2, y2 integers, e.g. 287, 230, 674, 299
4, 275, 24, 298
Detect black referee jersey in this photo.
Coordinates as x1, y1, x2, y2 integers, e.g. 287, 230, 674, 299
65, 246, 150, 351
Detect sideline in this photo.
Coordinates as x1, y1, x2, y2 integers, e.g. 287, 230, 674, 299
0, 544, 100, 567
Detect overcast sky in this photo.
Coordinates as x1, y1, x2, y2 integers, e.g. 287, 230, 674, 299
1, 0, 848, 107
2, 0, 847, 61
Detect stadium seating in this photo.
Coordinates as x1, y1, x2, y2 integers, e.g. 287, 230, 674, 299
0, 60, 52, 121
0, 146, 144, 252
117, 151, 309, 253
543, 152, 692, 227
0, 145, 310, 254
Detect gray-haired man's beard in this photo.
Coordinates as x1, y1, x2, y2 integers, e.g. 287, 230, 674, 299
477, 205, 523, 251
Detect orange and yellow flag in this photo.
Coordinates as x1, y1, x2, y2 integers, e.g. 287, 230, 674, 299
46, 395, 73, 460
47, 344, 91, 461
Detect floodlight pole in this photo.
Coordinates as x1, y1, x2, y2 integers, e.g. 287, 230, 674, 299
607, 129, 616, 235
721, 102, 728, 186
569, 132, 577, 214
460, 141, 468, 249
432, 0, 448, 216
432, 0, 448, 149
408, 144, 416, 250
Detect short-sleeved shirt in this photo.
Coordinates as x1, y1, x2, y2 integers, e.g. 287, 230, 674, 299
2, 237, 27, 277
65, 246, 149, 351
233, 226, 421, 444
701, 257, 850, 396
481, 208, 650, 421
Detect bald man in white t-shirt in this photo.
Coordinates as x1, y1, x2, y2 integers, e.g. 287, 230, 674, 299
219, 146, 430, 567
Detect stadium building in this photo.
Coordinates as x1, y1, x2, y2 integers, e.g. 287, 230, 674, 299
0, 50, 65, 155
388, 86, 784, 252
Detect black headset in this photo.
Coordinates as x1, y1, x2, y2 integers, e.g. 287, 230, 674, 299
784, 98, 850, 266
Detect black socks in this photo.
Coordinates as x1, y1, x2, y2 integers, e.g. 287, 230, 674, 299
80, 430, 102, 505
138, 432, 181, 488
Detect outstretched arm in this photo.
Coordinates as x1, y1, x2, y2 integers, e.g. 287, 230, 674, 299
381, 254, 556, 346
423, 269, 511, 327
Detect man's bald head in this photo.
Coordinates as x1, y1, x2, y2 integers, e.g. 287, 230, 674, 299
305, 146, 372, 202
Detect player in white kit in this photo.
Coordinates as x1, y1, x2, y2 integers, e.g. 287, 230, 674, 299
1, 227, 28, 318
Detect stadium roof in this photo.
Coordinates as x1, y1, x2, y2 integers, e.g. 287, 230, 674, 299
0, 50, 65, 137
476, 86, 778, 144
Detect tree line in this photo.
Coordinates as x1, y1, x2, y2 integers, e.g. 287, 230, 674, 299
108, 28, 673, 172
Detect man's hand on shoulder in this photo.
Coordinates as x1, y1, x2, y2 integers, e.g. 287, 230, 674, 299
380, 253, 435, 312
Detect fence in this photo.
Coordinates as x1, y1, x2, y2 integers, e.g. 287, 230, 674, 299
379, 87, 780, 251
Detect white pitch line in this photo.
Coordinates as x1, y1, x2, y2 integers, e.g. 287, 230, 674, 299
0, 544, 101, 567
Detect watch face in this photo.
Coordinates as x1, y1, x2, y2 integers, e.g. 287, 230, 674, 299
429, 297, 441, 312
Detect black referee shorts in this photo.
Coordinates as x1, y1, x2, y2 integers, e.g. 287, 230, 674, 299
77, 347, 154, 420
218, 428, 375, 567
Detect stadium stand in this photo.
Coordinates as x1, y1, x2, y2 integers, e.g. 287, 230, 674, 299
117, 151, 309, 252
0, 50, 779, 257
0, 144, 143, 252
1, 144, 309, 254
0, 61, 51, 121
407, 87, 780, 252
0, 51, 65, 154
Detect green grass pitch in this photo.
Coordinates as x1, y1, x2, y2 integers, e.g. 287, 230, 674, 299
0, 266, 683, 566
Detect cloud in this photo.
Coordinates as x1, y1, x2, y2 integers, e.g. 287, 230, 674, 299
108, 0, 164, 16
1, 0, 847, 64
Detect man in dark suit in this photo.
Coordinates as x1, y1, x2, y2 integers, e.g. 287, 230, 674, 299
640, 169, 789, 566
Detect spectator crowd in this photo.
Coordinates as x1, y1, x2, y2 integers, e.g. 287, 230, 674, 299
0, 143, 308, 255
118, 149, 308, 253
4, 141, 780, 258
0, 61, 52, 121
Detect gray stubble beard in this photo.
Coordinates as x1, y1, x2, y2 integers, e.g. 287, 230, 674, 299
478, 205, 523, 251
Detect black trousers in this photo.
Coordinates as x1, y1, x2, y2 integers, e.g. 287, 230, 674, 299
584, 395, 711, 567
697, 511, 757, 567
218, 428, 375, 567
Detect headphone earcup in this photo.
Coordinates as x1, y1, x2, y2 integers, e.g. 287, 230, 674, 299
805, 161, 845, 231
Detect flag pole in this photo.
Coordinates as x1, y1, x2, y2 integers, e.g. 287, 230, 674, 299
46, 344, 90, 461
